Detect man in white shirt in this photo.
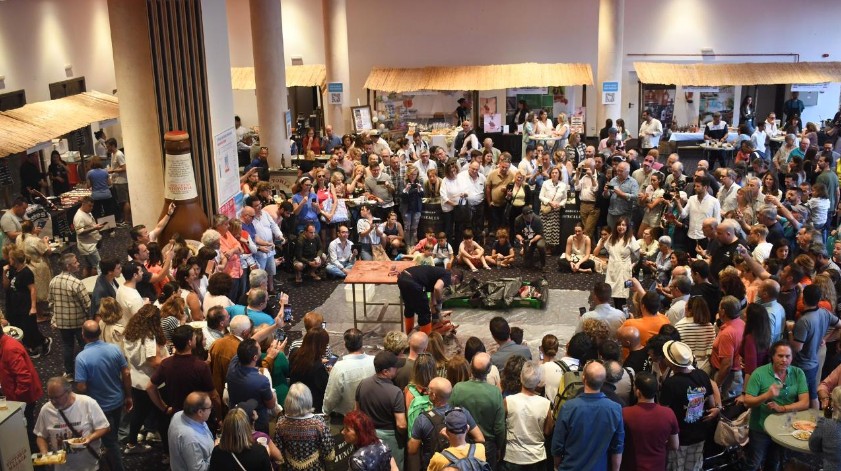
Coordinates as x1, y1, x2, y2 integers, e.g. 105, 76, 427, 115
764, 113, 779, 137
575, 158, 602, 239
244, 197, 284, 280
326, 225, 356, 279
115, 261, 145, 326
413, 150, 437, 184
357, 205, 384, 261
576, 282, 626, 337
409, 133, 429, 162
35, 377, 111, 471
456, 161, 487, 241
677, 175, 721, 258
638, 110, 663, 154
73, 196, 105, 278
716, 168, 739, 213
105, 138, 130, 227
457, 121, 479, 157
751, 121, 768, 160
371, 131, 391, 157
323, 328, 375, 416
518, 146, 537, 191
235, 116, 247, 142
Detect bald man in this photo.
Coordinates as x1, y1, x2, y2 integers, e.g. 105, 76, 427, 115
451, 353, 504, 470
710, 219, 748, 281
394, 331, 429, 390
552, 361, 623, 471
409, 377, 484, 471
169, 392, 214, 471
617, 326, 647, 373
758, 279, 785, 342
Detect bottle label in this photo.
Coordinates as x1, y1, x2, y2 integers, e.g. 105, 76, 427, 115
164, 153, 199, 200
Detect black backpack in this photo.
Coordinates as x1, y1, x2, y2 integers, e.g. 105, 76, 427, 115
423, 409, 451, 468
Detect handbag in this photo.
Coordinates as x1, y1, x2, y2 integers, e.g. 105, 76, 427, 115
57, 407, 111, 471
540, 184, 560, 214
453, 197, 472, 223
714, 403, 751, 447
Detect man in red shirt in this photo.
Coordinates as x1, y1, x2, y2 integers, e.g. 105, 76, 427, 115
0, 328, 43, 450
621, 371, 679, 471
711, 295, 746, 399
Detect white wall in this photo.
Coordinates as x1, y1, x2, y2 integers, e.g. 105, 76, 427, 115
621, 0, 841, 133
0, 0, 121, 142
225, 0, 324, 130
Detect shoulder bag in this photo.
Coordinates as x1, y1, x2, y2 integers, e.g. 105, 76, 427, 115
57, 407, 111, 471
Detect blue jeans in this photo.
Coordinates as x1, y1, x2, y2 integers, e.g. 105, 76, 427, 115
61, 328, 84, 376
326, 260, 354, 278
746, 429, 785, 471
403, 211, 421, 245
102, 407, 125, 471
801, 365, 819, 400
254, 251, 277, 276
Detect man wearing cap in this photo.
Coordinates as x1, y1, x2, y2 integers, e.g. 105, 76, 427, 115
426, 408, 486, 471
513, 206, 546, 271
409, 377, 484, 471
356, 351, 407, 470
551, 361, 623, 471
451, 353, 505, 470
322, 328, 375, 417
743, 340, 809, 470
371, 131, 391, 157
659, 340, 721, 471
397, 265, 459, 335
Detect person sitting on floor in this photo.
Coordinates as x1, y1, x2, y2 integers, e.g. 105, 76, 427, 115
458, 229, 490, 272
293, 223, 326, 283
432, 232, 453, 269
412, 244, 436, 266
485, 228, 515, 268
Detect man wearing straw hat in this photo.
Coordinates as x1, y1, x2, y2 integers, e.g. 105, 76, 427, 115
659, 340, 721, 471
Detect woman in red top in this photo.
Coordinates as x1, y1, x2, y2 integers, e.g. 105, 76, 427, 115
213, 214, 243, 301
301, 127, 321, 155
795, 272, 835, 319
739, 303, 771, 386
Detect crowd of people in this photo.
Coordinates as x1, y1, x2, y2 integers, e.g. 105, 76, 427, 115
2, 106, 841, 471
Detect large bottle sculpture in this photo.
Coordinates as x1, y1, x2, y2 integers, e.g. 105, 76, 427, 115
158, 130, 210, 243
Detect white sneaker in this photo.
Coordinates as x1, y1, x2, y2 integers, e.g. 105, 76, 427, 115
123, 443, 151, 455
145, 432, 162, 442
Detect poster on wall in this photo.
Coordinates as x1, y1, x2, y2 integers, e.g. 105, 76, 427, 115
483, 114, 502, 133
602, 82, 619, 105
643, 85, 676, 126
698, 86, 735, 125
552, 86, 573, 119
214, 127, 241, 218
328, 82, 344, 105
352, 106, 373, 132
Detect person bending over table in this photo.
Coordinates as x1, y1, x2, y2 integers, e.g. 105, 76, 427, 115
740, 339, 810, 471
397, 265, 461, 336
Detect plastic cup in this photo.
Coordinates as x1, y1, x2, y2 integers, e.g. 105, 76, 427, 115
0, 396, 6, 411
257, 437, 268, 447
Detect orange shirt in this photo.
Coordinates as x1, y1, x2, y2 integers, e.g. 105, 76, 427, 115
219, 231, 243, 279
621, 314, 671, 347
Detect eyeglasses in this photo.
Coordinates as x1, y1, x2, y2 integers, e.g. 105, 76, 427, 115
49, 390, 70, 403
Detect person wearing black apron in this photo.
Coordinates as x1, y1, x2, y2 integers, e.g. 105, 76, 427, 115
397, 265, 458, 335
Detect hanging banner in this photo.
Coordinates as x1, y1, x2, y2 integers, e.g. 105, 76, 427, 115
791, 83, 828, 92
328, 82, 344, 105
602, 81, 619, 105
214, 127, 240, 218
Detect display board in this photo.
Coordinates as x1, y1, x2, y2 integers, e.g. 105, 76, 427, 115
699, 86, 735, 125
642, 84, 676, 126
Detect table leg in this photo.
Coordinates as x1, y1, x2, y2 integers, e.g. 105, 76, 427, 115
362, 284, 368, 319
352, 283, 358, 330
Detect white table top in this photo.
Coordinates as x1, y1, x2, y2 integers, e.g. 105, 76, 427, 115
670, 132, 738, 142
700, 144, 736, 151
764, 409, 818, 453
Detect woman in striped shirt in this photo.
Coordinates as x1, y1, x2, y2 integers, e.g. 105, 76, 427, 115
675, 296, 717, 374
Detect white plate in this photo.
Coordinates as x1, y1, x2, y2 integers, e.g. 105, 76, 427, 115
2, 326, 23, 340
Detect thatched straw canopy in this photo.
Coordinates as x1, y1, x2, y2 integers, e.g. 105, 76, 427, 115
363, 63, 594, 93
231, 64, 327, 90
0, 91, 119, 157
634, 61, 841, 86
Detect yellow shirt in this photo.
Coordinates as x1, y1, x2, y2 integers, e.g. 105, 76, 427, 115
427, 443, 486, 471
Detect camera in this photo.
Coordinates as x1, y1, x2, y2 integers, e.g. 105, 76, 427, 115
624, 280, 633, 288
274, 329, 286, 342
579, 307, 587, 316
283, 305, 293, 323
663, 191, 673, 201
537, 165, 543, 172
607, 185, 615, 191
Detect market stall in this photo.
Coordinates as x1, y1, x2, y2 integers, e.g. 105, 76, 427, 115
633, 61, 841, 155
363, 62, 594, 161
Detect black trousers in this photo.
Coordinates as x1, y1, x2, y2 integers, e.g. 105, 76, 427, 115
398, 274, 431, 326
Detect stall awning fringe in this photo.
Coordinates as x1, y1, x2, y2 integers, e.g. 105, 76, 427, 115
363, 63, 594, 92
634, 61, 841, 86
0, 90, 119, 157
231, 64, 327, 90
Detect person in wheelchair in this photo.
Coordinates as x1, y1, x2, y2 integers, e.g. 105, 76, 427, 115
293, 223, 326, 283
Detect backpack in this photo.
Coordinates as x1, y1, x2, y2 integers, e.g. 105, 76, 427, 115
550, 359, 583, 421
441, 443, 492, 471
406, 384, 432, 431
421, 409, 451, 471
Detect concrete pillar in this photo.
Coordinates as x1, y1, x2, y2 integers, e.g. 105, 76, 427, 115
322, 0, 351, 135
107, 0, 164, 228
250, 0, 290, 167
596, 0, 625, 131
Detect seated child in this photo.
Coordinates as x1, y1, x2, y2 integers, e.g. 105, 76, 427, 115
413, 243, 436, 266
409, 227, 437, 255
458, 229, 489, 272
433, 232, 454, 269
485, 228, 515, 268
